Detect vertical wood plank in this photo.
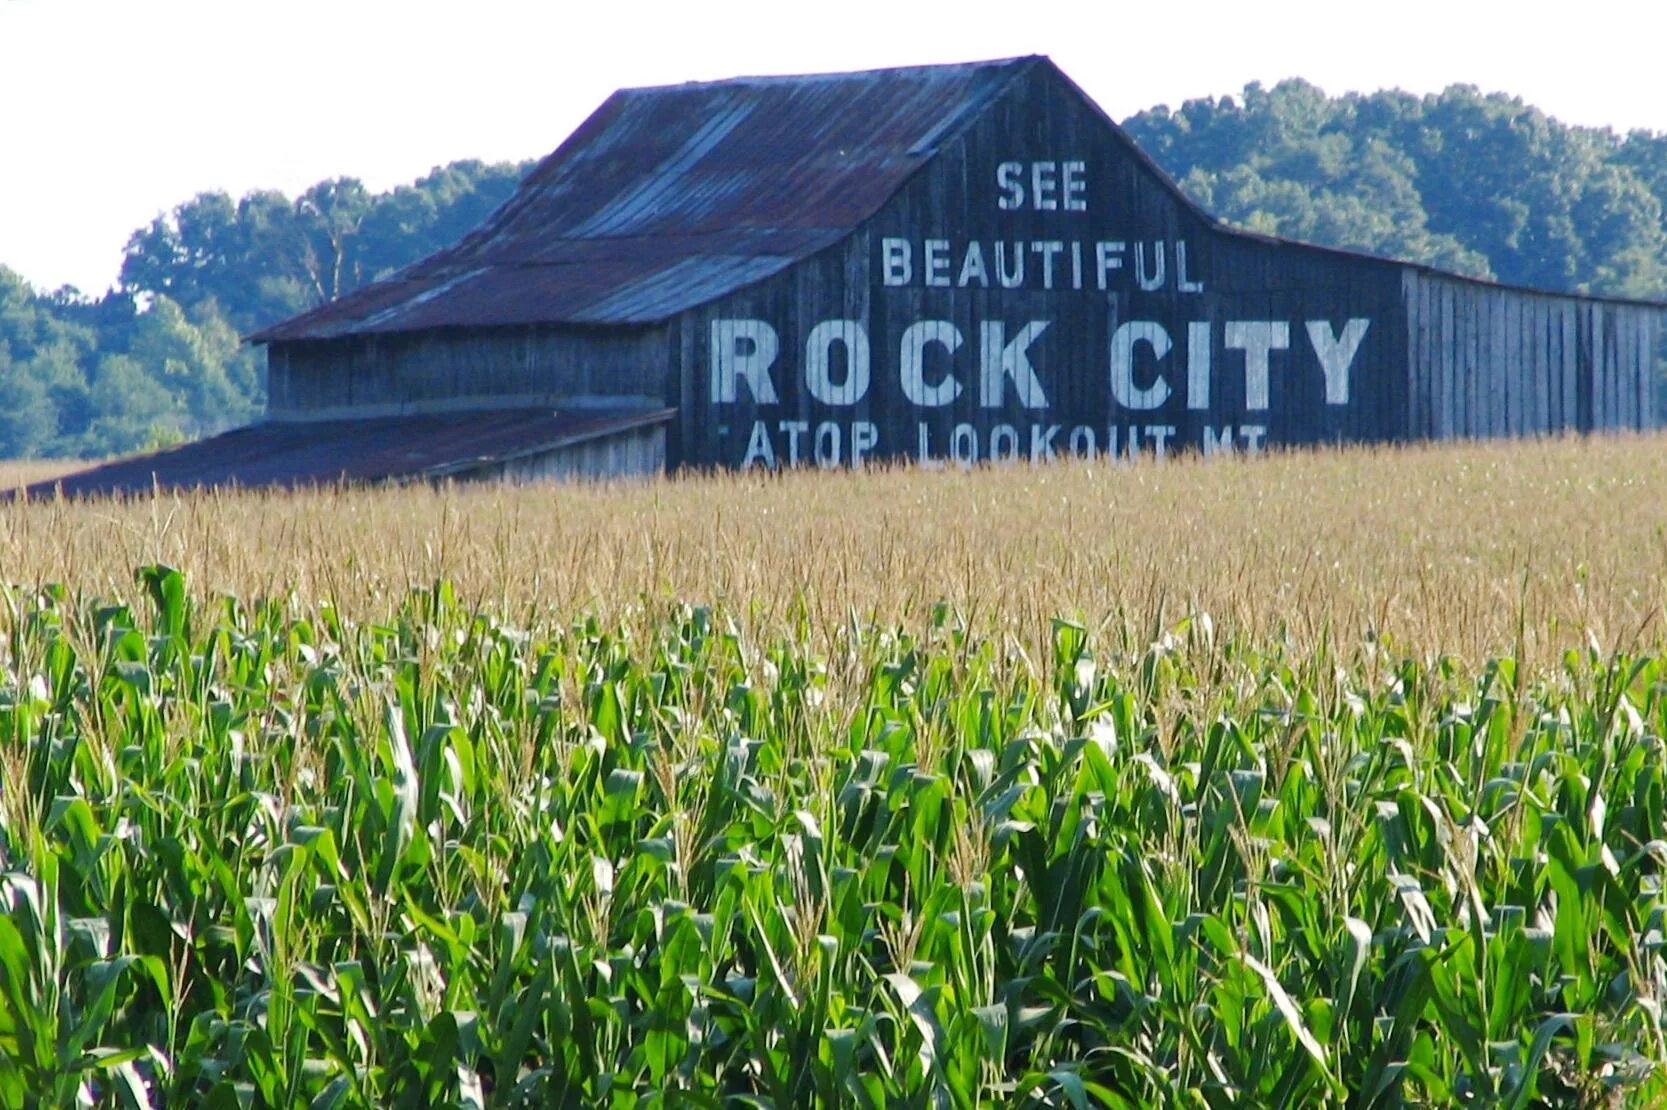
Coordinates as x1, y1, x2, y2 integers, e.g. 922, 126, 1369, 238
1595, 307, 1609, 429
1500, 286, 1513, 433
1455, 283, 1472, 436
1503, 293, 1520, 436
1563, 300, 1577, 431
1414, 273, 1430, 438
1528, 297, 1545, 433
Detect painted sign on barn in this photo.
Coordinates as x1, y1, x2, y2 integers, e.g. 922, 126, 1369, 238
688, 68, 1414, 468
241, 56, 1658, 496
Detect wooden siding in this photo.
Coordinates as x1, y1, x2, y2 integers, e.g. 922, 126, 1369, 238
267, 325, 671, 420
462, 425, 666, 484
672, 62, 1661, 469
260, 59, 1664, 478
1402, 271, 1659, 438
677, 62, 1412, 469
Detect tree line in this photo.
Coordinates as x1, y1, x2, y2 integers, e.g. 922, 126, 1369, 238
0, 161, 527, 458
5, 80, 1667, 459
1122, 80, 1667, 299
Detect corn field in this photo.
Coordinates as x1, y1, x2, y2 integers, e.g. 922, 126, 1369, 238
3, 438, 1667, 1104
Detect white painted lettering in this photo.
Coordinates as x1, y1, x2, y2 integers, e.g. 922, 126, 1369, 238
1146, 424, 1176, 457
996, 163, 1025, 210
899, 321, 964, 407
1070, 241, 1083, 289
990, 423, 1020, 460
950, 424, 978, 467
1062, 161, 1087, 211
979, 321, 1051, 409
742, 421, 776, 468
1068, 426, 1097, 456
1032, 240, 1065, 289
1225, 321, 1290, 411
1240, 424, 1268, 454
915, 423, 945, 468
1109, 320, 1172, 411
1176, 240, 1204, 293
813, 422, 842, 468
1095, 241, 1126, 290
1030, 423, 1061, 459
804, 319, 870, 406
996, 242, 1025, 288
1306, 318, 1370, 405
924, 239, 951, 288
1187, 321, 1211, 411
710, 319, 780, 405
1203, 426, 1235, 457
881, 238, 912, 286
1136, 241, 1167, 291
851, 421, 879, 465
779, 420, 809, 466
1031, 162, 1058, 210
957, 242, 990, 288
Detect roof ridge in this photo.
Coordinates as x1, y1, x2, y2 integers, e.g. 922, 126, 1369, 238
615, 55, 1042, 96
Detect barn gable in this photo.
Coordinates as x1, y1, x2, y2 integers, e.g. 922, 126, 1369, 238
677, 59, 1417, 465
671, 58, 1660, 468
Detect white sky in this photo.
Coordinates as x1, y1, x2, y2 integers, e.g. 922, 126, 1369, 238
3, 0, 1665, 295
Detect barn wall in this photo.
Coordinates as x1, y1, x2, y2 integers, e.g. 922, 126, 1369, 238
458, 424, 667, 483
267, 325, 672, 420
260, 58, 1663, 462
1403, 270, 1661, 437
675, 63, 1411, 469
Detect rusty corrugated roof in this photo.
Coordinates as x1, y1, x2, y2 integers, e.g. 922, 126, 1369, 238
250, 57, 1036, 341
17, 408, 675, 499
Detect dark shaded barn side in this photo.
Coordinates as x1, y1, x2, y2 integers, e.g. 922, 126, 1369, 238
19, 408, 674, 500
666, 60, 1660, 466
39, 56, 1665, 499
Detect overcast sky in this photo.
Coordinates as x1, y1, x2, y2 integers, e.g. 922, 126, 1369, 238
4, 0, 1666, 295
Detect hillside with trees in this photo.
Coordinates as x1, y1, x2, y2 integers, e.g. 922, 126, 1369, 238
1122, 80, 1667, 300
4, 80, 1667, 459
0, 161, 528, 459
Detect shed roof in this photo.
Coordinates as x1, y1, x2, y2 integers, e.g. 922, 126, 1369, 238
17, 407, 674, 499
252, 57, 1034, 341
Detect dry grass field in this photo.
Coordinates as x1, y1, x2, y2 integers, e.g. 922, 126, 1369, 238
5, 434, 1667, 1103
5, 432, 1665, 662
0, 458, 90, 491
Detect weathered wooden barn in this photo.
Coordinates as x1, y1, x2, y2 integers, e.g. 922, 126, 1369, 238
38, 56, 1665, 494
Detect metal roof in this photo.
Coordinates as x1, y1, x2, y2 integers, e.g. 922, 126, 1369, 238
17, 407, 675, 499
251, 57, 1035, 341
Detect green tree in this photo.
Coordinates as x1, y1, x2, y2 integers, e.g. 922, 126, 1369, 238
81, 353, 182, 457
1122, 81, 1667, 301
118, 159, 529, 335
125, 295, 259, 436
0, 343, 58, 457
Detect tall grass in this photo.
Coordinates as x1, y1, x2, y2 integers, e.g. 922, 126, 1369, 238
0, 436, 1665, 1103
5, 433, 1667, 663
0, 461, 90, 492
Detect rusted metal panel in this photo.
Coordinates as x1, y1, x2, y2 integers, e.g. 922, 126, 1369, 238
251, 58, 1033, 341
21, 409, 675, 499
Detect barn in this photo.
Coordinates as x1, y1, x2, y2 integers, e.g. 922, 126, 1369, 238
37, 56, 1666, 495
